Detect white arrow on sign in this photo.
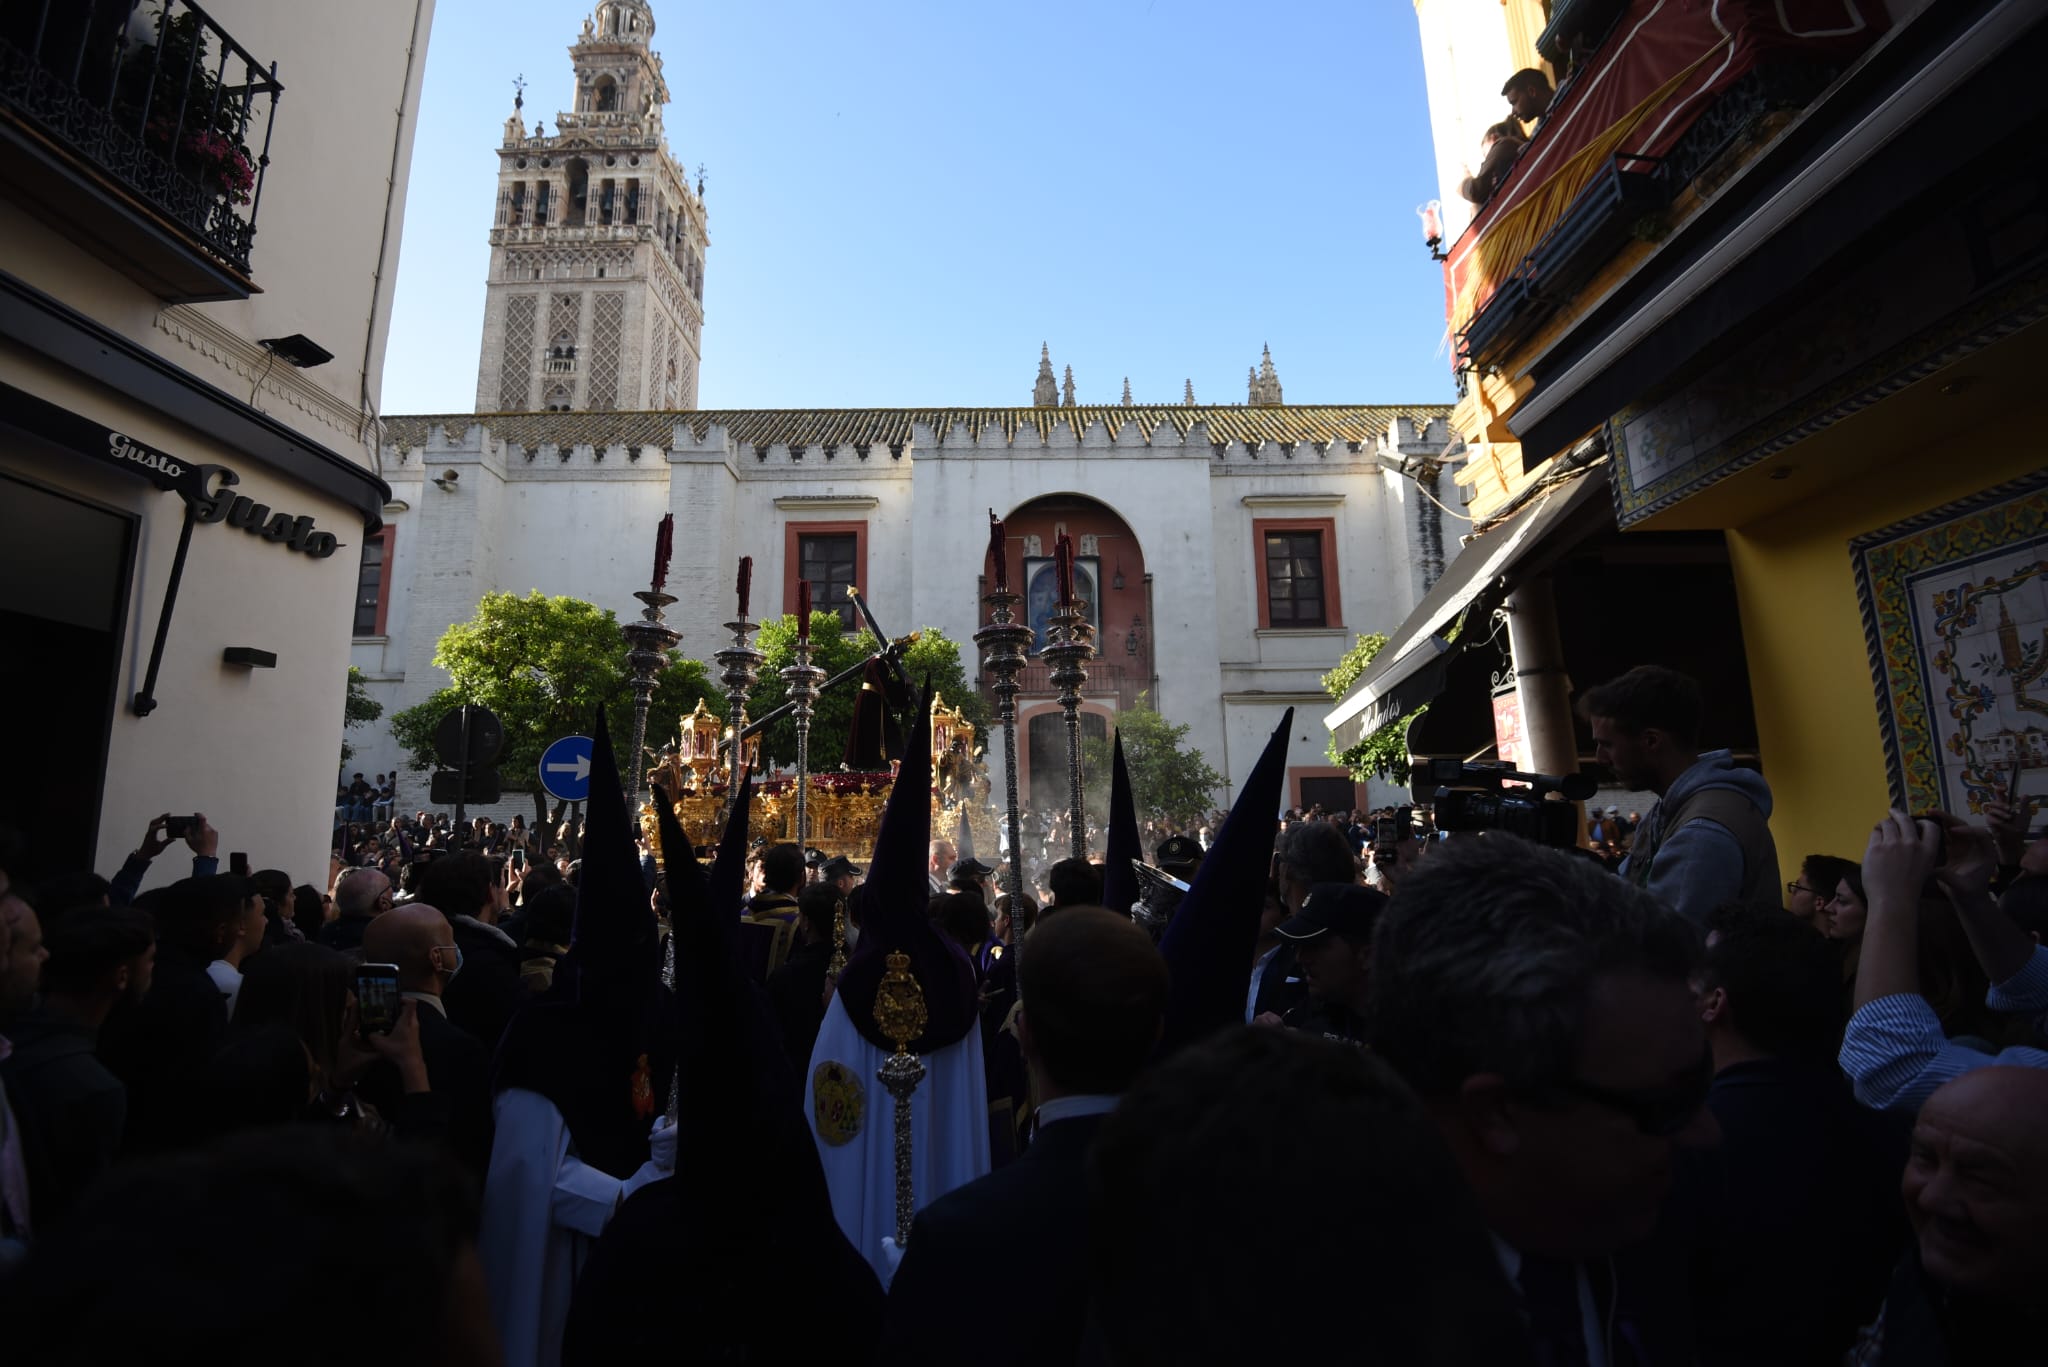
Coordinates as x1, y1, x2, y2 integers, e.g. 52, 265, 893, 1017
544, 754, 592, 783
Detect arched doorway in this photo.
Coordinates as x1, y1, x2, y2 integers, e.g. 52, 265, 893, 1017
989, 494, 1151, 714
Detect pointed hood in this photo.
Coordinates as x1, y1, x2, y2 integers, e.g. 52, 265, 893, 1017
955, 802, 976, 862
488, 711, 665, 1180
835, 681, 978, 1054
1100, 729, 1141, 919
1156, 707, 1293, 1055
561, 710, 659, 1000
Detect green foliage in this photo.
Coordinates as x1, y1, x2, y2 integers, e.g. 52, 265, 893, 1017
1322, 632, 1427, 781
340, 666, 383, 766
1081, 693, 1227, 830
389, 591, 724, 793
746, 617, 986, 770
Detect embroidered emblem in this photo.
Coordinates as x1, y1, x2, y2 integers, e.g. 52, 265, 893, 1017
813, 1060, 865, 1146
629, 1052, 655, 1119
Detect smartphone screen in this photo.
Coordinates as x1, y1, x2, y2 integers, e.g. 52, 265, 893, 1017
355, 963, 401, 1036
229, 851, 250, 878
1374, 817, 1397, 855
2009, 762, 2026, 809
511, 848, 526, 871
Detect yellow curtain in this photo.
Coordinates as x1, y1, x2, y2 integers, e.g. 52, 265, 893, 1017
1453, 44, 1727, 339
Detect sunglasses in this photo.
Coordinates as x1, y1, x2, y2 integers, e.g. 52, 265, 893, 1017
1544, 1049, 1713, 1137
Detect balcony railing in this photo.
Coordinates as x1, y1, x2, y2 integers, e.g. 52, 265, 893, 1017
0, 0, 280, 300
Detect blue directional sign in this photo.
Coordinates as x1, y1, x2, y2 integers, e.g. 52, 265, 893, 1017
538, 734, 595, 803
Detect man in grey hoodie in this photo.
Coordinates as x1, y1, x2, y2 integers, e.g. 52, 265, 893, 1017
1578, 666, 1781, 926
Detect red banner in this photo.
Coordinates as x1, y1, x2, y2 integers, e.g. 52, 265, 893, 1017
1445, 0, 1888, 348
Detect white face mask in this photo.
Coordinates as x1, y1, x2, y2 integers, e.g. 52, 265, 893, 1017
432, 944, 464, 982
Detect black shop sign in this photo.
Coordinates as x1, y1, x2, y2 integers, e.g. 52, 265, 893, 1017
8, 383, 341, 557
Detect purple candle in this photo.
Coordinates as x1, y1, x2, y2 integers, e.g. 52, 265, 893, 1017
988, 510, 1007, 590
651, 513, 674, 593
736, 555, 752, 617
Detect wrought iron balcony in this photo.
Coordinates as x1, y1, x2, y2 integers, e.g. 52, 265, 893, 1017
0, 0, 281, 301
980, 660, 1149, 713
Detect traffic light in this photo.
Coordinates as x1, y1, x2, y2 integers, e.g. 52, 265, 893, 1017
431, 705, 504, 811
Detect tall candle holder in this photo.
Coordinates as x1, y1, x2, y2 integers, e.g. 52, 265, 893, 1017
974, 587, 1032, 903
1039, 600, 1096, 860
714, 617, 765, 825
622, 590, 682, 808
781, 637, 825, 848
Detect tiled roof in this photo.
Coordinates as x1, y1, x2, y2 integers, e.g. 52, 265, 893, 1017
382, 404, 1447, 453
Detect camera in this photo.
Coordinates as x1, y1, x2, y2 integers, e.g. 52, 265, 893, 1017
1414, 759, 1596, 849
1128, 860, 1190, 942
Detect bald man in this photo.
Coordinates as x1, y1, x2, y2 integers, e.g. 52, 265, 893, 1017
1899, 1068, 2048, 1327
321, 867, 394, 955
360, 903, 493, 1175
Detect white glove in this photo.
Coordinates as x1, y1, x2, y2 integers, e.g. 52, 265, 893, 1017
647, 1116, 678, 1173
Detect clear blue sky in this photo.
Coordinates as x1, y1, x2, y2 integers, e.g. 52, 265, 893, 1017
379, 0, 1455, 415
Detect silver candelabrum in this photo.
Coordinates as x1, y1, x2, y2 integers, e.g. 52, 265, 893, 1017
622, 590, 682, 808
974, 586, 1033, 903
780, 636, 825, 847
1039, 599, 1096, 860
713, 615, 765, 822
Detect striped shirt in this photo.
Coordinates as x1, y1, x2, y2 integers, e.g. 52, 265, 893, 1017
1839, 945, 2048, 1111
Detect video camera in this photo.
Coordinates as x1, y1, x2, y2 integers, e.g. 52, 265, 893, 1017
1414, 758, 1597, 850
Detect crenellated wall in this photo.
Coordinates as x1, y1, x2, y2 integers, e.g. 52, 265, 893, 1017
355, 406, 1455, 810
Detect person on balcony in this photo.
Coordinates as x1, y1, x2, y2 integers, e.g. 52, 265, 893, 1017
1460, 119, 1528, 205
1504, 67, 1555, 133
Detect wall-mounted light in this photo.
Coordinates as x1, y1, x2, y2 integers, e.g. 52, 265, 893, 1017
258, 334, 334, 368
1126, 614, 1145, 657
1113, 560, 1126, 591
1417, 200, 1447, 262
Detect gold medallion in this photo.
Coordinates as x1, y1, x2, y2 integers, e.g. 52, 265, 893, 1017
812, 1060, 865, 1146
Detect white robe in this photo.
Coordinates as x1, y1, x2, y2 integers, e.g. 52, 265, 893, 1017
478, 1088, 668, 1367
804, 993, 990, 1287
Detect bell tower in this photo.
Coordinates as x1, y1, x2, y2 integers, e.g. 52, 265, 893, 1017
474, 1, 708, 413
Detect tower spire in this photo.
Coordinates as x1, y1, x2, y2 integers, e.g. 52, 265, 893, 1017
1121, 377, 1134, 407
1062, 365, 1076, 408
1249, 346, 1283, 405
1033, 343, 1058, 407
1184, 378, 1196, 406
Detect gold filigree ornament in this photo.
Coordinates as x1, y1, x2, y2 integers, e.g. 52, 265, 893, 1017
812, 1061, 865, 1146
874, 949, 928, 1054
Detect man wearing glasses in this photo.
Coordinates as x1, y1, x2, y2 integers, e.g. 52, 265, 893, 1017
1372, 834, 1716, 1367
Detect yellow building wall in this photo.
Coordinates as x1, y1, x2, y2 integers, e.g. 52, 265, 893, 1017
1727, 438, 2047, 871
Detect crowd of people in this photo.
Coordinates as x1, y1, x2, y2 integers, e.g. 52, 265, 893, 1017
1, 662, 2045, 1365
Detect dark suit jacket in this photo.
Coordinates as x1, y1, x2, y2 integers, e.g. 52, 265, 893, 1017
97, 944, 227, 1154
0, 1008, 125, 1227
1668, 1056, 1908, 1365
356, 998, 494, 1179
441, 917, 527, 1055
883, 1113, 1107, 1366
317, 915, 373, 955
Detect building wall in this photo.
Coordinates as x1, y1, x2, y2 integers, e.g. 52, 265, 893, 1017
1726, 438, 2046, 872
356, 415, 1456, 814
0, 345, 362, 889
1, 0, 431, 891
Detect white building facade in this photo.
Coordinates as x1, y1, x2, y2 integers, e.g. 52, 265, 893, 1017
0, 0, 434, 890
354, 1, 1457, 816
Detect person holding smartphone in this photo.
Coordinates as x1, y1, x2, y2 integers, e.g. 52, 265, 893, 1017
1839, 809, 2048, 1112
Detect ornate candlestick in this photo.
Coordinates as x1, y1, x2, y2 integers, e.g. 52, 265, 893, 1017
875, 950, 929, 1253
714, 619, 764, 825
975, 587, 1032, 903
1040, 601, 1095, 860
622, 590, 682, 809
781, 593, 825, 848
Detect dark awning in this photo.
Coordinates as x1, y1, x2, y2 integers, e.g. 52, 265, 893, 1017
1324, 464, 1610, 748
